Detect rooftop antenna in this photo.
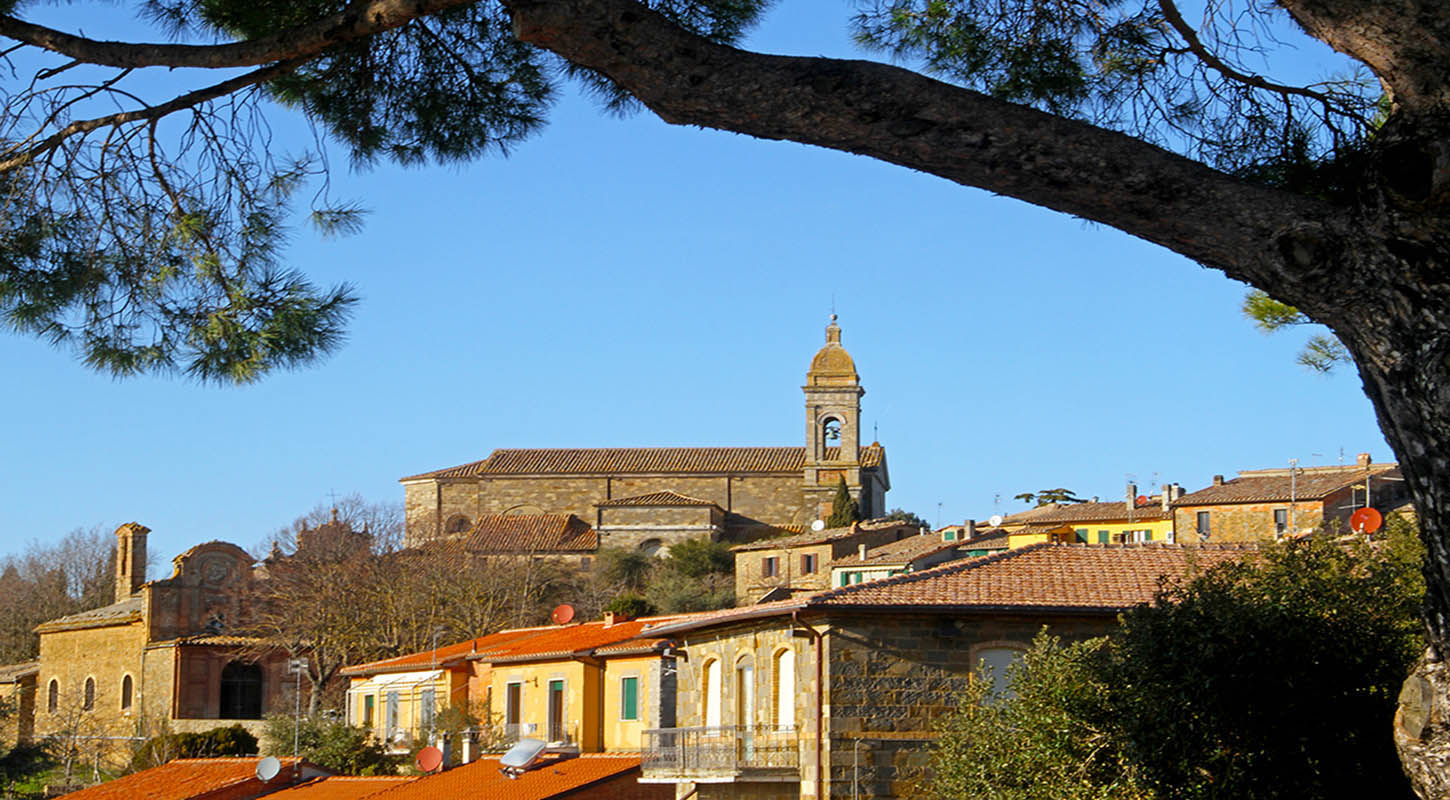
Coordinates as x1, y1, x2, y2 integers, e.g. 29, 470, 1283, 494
1339, 447, 1345, 465
936, 502, 943, 529
873, 421, 879, 442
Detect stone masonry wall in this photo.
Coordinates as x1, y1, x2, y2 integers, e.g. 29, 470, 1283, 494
822, 613, 1120, 799
1174, 500, 1325, 543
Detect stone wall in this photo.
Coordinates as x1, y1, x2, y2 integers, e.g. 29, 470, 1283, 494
1173, 500, 1325, 542
35, 620, 149, 742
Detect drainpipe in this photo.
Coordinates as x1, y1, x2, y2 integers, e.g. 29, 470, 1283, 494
792, 611, 824, 799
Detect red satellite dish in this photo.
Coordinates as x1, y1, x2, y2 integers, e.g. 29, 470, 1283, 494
1135, 495, 1149, 507
1350, 507, 1383, 534
415, 745, 444, 773
551, 604, 576, 625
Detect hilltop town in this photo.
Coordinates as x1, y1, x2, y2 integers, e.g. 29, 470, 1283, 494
0, 320, 1419, 800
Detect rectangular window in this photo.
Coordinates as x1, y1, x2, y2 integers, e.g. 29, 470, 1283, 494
762, 556, 778, 577
943, 529, 956, 541
1274, 508, 1288, 534
1097, 530, 1110, 544
1075, 528, 1089, 543
363, 694, 375, 728
505, 682, 522, 726
1196, 511, 1212, 536
385, 691, 399, 737
620, 676, 639, 721
420, 688, 436, 733
547, 680, 566, 742
800, 554, 817, 574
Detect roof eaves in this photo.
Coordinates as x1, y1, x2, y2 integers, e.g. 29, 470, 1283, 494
640, 601, 809, 638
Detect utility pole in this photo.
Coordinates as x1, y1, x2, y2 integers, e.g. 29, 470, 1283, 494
288, 658, 308, 771
1288, 459, 1298, 538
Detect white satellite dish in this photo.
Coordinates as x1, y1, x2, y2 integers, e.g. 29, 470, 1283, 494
499, 738, 548, 779
810, 519, 826, 532
255, 756, 282, 782
988, 514, 1004, 528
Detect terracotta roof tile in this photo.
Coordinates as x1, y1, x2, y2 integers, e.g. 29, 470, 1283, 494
1022, 501, 1172, 524
266, 776, 414, 800
402, 444, 885, 481
596, 490, 722, 508
341, 628, 553, 677
57, 758, 322, 800
828, 533, 960, 567
364, 753, 647, 800
812, 542, 1255, 610
732, 520, 914, 552
644, 544, 1257, 636
959, 530, 1012, 549
34, 597, 142, 633
476, 618, 679, 664
1174, 466, 1399, 505
430, 515, 598, 555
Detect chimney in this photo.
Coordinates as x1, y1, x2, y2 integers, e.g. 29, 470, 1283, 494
114, 522, 149, 603
1357, 452, 1372, 467
1212, 475, 1224, 486
963, 519, 976, 541
1125, 483, 1137, 513
603, 611, 618, 628
858, 543, 868, 561
1161, 484, 1174, 512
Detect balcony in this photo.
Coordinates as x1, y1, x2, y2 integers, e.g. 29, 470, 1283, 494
642, 725, 800, 782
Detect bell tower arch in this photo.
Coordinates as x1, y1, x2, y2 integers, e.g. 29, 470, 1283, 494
803, 315, 866, 518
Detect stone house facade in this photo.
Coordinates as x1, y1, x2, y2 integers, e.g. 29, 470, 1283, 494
29, 524, 292, 762
1172, 453, 1406, 541
732, 521, 918, 603
638, 542, 1255, 800
400, 317, 890, 552
0, 661, 36, 747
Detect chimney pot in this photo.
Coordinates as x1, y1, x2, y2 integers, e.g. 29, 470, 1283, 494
1126, 484, 1137, 512
858, 543, 867, 561
603, 611, 617, 628
965, 519, 976, 540
1357, 452, 1372, 466
1212, 475, 1224, 486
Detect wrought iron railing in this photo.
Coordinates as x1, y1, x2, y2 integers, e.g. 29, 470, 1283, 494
643, 725, 800, 778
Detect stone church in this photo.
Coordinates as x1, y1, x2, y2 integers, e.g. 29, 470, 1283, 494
401, 316, 891, 552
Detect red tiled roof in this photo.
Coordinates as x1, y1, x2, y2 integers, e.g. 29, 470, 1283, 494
813, 543, 1255, 609
644, 544, 1258, 636
596, 490, 722, 508
57, 758, 322, 800
402, 444, 886, 480
828, 533, 960, 567
432, 514, 598, 555
364, 754, 646, 800
477, 618, 679, 664
1022, 501, 1172, 524
732, 520, 914, 552
341, 627, 552, 677
266, 776, 414, 800
1174, 466, 1399, 506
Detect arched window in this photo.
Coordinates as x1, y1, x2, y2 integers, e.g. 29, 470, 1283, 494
638, 538, 664, 558
120, 675, 133, 710
774, 649, 796, 731
47, 679, 58, 713
822, 417, 842, 445
702, 659, 722, 728
444, 515, 471, 534
83, 677, 95, 711
219, 662, 264, 719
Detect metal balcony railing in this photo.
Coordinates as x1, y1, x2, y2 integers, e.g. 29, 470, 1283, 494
643, 725, 800, 779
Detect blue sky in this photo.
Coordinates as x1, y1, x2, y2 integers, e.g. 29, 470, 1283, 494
0, 2, 1387, 573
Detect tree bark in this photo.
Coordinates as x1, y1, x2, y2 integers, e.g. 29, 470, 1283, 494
497, 0, 1450, 793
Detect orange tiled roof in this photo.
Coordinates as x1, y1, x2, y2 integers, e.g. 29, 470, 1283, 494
1174, 465, 1399, 506
401, 444, 886, 480
732, 519, 914, 552
596, 490, 722, 508
431, 514, 598, 555
341, 627, 553, 677
265, 776, 414, 800
1022, 501, 1172, 524
477, 618, 678, 664
365, 753, 646, 800
57, 758, 320, 800
645, 543, 1258, 636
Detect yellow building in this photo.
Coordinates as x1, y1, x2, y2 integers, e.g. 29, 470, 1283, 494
999, 499, 1176, 546
341, 614, 677, 755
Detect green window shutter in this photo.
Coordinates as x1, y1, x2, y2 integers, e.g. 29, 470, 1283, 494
1097, 530, 1110, 543
621, 677, 639, 721
1144, 530, 1153, 541
1075, 528, 1088, 543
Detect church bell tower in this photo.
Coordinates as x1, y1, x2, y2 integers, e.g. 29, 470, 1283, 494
803, 314, 866, 519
